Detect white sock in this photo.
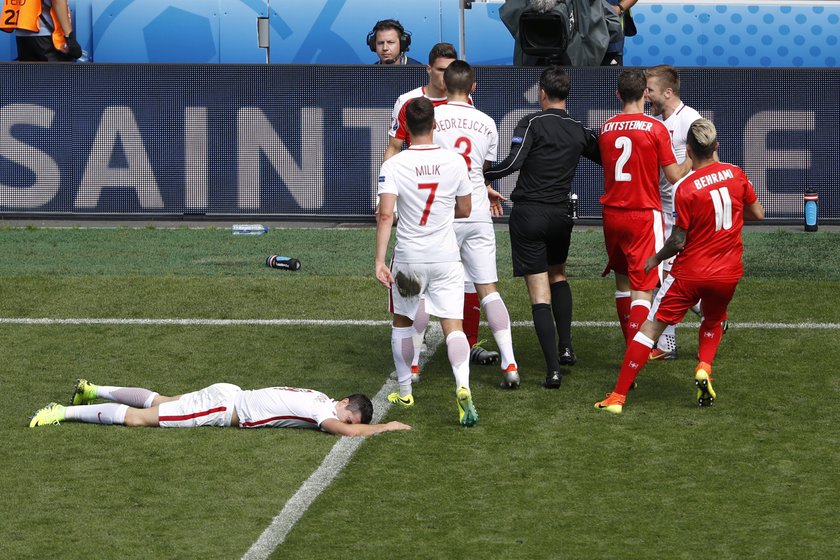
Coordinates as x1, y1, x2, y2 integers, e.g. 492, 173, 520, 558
446, 330, 471, 390
691, 300, 703, 317
95, 386, 158, 408
481, 292, 515, 369
391, 326, 414, 396
411, 298, 430, 368
65, 403, 129, 425
658, 324, 677, 352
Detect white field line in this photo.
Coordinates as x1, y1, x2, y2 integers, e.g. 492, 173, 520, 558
240, 321, 444, 560
6, 314, 837, 556
2, 317, 839, 330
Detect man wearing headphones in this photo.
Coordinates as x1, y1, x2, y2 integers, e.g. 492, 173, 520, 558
368, 19, 422, 65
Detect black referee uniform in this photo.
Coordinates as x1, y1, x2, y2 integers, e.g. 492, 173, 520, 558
484, 107, 600, 277
484, 105, 600, 386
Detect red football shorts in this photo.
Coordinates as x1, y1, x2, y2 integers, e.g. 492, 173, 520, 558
652, 275, 738, 325
602, 206, 664, 291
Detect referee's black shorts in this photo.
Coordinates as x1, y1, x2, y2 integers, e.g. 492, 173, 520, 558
508, 201, 573, 277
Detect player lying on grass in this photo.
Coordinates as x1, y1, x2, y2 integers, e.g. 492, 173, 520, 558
29, 380, 411, 436
595, 118, 764, 414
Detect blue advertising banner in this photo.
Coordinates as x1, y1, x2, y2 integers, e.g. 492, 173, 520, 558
0, 64, 837, 221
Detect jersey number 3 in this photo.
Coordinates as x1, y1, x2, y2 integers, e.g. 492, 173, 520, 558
454, 137, 473, 171
417, 182, 439, 226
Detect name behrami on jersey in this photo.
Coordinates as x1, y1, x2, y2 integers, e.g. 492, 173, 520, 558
670, 162, 758, 281
433, 101, 498, 223
378, 145, 472, 263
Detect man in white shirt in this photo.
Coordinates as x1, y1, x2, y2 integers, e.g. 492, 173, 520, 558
29, 379, 411, 437
433, 60, 520, 389
645, 64, 704, 360
375, 96, 479, 427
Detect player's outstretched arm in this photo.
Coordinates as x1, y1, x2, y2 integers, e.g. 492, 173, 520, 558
321, 419, 412, 437
454, 194, 472, 219
645, 226, 687, 274
662, 162, 688, 186
374, 194, 397, 288
487, 184, 508, 217
744, 200, 765, 222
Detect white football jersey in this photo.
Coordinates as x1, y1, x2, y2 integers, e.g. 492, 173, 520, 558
389, 86, 447, 142
378, 145, 472, 263
235, 387, 338, 430
657, 102, 703, 214
433, 101, 498, 223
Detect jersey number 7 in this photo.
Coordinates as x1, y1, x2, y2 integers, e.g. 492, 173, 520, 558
418, 182, 439, 226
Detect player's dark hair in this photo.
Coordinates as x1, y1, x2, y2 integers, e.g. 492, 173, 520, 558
444, 60, 474, 95
405, 97, 435, 137
645, 64, 681, 96
344, 394, 373, 424
686, 118, 717, 160
617, 70, 647, 103
428, 42, 457, 66
538, 66, 570, 101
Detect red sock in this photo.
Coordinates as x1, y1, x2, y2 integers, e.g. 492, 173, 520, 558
615, 293, 631, 342
463, 292, 481, 347
697, 320, 723, 365
615, 333, 655, 395
626, 302, 651, 344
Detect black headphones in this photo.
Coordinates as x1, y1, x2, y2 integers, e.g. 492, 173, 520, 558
367, 19, 412, 53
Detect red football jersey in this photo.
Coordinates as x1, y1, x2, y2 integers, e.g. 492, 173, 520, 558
599, 113, 677, 210
669, 162, 758, 281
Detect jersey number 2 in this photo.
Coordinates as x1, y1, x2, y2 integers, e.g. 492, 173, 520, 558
709, 187, 733, 231
417, 182, 439, 226
614, 137, 633, 182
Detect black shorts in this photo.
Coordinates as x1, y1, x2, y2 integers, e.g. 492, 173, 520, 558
16, 36, 76, 62
508, 202, 573, 277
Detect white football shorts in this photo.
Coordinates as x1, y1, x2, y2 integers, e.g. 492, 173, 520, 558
391, 261, 464, 320
454, 221, 498, 285
158, 383, 240, 428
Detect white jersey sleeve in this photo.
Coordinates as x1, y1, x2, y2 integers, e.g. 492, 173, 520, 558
659, 103, 704, 214
235, 387, 338, 430
433, 102, 499, 223
378, 145, 471, 263
389, 86, 425, 141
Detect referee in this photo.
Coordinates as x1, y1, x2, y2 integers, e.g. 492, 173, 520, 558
484, 66, 601, 388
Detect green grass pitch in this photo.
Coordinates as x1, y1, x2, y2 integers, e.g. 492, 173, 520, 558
1, 226, 838, 559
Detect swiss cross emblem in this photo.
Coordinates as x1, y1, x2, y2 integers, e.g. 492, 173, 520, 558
629, 361, 639, 370
704, 331, 714, 338
630, 321, 639, 330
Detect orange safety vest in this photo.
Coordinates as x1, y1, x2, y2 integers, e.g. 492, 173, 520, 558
1, 0, 70, 51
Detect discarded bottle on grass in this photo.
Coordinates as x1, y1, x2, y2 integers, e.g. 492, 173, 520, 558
232, 224, 268, 235
266, 255, 301, 271
804, 188, 818, 232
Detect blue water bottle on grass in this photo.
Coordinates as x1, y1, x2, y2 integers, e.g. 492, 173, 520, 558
804, 188, 818, 232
